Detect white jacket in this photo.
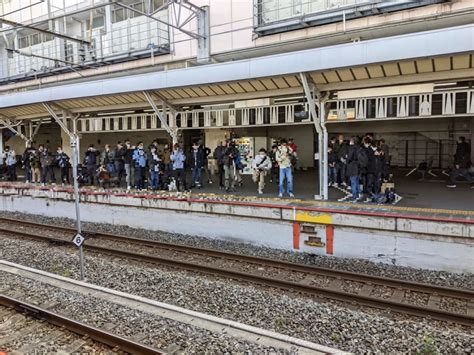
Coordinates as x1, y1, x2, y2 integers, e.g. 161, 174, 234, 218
252, 154, 272, 171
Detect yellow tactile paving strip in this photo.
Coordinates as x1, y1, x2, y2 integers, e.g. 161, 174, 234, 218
187, 191, 473, 218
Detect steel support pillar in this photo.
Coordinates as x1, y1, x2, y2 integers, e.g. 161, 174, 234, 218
197, 5, 210, 63
143, 91, 178, 144
300, 73, 328, 200
0, 117, 29, 146
43, 102, 84, 280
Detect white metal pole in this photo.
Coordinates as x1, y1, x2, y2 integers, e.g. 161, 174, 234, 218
320, 101, 329, 200
71, 135, 84, 280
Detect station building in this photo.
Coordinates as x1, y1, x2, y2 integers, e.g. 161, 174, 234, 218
0, 0, 473, 206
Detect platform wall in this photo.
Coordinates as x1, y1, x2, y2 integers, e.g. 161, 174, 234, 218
0, 186, 472, 273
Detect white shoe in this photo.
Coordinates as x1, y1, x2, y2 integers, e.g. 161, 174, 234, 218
289, 193, 294, 198
127, 186, 131, 191
278, 193, 283, 198
258, 189, 263, 195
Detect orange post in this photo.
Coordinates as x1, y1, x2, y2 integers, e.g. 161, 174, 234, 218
293, 222, 300, 249
326, 225, 334, 255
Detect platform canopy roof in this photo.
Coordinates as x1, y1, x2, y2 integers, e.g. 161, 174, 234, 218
0, 24, 473, 120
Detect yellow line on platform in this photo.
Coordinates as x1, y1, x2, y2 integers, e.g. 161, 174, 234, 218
192, 192, 474, 216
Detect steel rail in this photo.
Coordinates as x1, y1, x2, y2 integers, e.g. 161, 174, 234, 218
0, 221, 473, 327
2, 217, 472, 299
0, 294, 165, 355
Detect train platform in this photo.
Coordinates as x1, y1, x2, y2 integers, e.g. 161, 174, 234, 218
0, 181, 472, 273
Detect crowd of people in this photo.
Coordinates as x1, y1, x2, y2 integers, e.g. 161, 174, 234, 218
328, 134, 392, 202
0, 137, 299, 197
0, 145, 70, 185
1, 134, 470, 199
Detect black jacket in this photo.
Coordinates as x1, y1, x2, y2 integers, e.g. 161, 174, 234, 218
223, 146, 239, 167
84, 150, 99, 166
346, 145, 359, 177
338, 142, 349, 162
115, 147, 127, 163
189, 148, 205, 168
454, 142, 471, 168
366, 147, 376, 174
214, 146, 226, 165
328, 151, 338, 166
124, 148, 134, 164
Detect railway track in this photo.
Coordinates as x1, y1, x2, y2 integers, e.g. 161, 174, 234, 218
0, 217, 473, 327
0, 294, 163, 354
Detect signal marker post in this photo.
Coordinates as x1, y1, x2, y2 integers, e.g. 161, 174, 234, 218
70, 138, 85, 280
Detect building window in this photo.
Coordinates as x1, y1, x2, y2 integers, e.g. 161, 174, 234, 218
87, 16, 105, 30
130, 2, 145, 18
153, 0, 164, 11
18, 36, 29, 49
112, 7, 125, 23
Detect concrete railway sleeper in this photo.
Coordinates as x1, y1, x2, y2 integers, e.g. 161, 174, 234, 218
0, 294, 164, 355
0, 218, 473, 327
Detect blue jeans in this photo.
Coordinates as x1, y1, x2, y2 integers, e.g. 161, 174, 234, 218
149, 170, 159, 190
350, 175, 360, 200
279, 167, 293, 195
106, 163, 115, 174
191, 167, 202, 186
328, 166, 336, 184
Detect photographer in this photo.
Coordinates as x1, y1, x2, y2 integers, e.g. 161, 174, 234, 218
223, 139, 239, 193
251, 148, 272, 195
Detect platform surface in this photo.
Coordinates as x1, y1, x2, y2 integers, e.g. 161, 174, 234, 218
1, 176, 472, 224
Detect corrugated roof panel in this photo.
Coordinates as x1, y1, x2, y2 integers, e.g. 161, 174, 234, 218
182, 88, 199, 97
416, 59, 433, 73
382, 63, 400, 76
323, 71, 340, 83
165, 90, 182, 99
249, 80, 267, 91
130, 93, 145, 102
337, 69, 354, 81
175, 88, 192, 98
272, 77, 290, 88
208, 85, 226, 95
310, 72, 327, 84
260, 79, 278, 90
433, 57, 451, 71
191, 86, 208, 96
399, 62, 417, 75
351, 68, 369, 80
159, 91, 174, 100
284, 75, 300, 87
201, 86, 218, 96
229, 83, 246, 93
219, 84, 236, 94
366, 65, 384, 78
239, 81, 257, 92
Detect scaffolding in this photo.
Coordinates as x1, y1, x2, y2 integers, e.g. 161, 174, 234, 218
0, 0, 209, 82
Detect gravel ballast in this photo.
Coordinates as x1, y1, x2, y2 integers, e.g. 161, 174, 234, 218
0, 211, 472, 290
0, 272, 285, 353
0, 226, 472, 353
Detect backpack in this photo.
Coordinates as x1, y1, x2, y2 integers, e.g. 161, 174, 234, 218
290, 153, 298, 167
386, 188, 396, 204
358, 148, 368, 168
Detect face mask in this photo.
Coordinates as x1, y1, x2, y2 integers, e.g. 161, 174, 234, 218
259, 153, 265, 157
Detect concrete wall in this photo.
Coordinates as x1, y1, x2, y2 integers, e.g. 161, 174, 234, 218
0, 185, 472, 273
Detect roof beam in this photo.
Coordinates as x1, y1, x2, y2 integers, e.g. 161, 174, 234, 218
2, 25, 471, 110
